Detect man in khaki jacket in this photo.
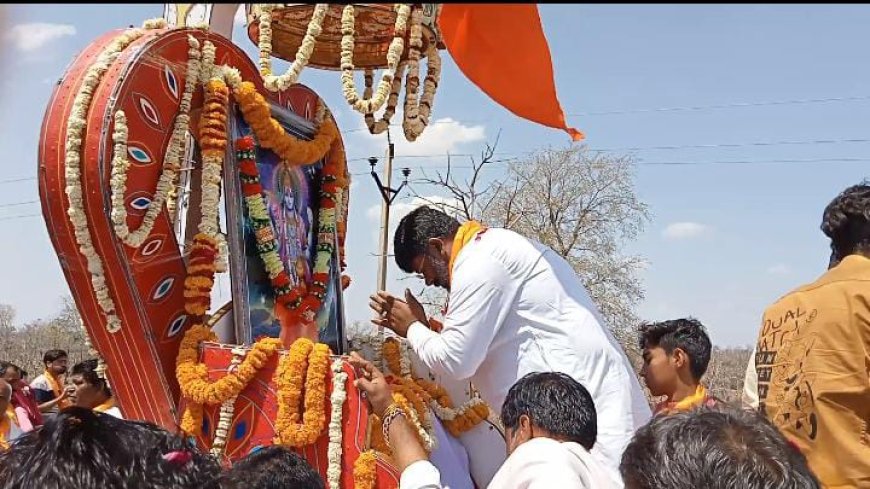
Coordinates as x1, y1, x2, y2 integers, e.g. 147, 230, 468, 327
753, 182, 870, 488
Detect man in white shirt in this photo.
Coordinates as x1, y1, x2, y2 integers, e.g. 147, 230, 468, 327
370, 207, 651, 483
350, 353, 616, 489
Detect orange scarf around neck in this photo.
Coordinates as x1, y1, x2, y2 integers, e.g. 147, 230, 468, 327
44, 371, 71, 409
448, 221, 487, 284
93, 398, 115, 414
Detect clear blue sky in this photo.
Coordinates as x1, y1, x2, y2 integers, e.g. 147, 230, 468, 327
1, 4, 867, 347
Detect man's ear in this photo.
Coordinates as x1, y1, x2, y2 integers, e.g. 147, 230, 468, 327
672, 348, 688, 369
427, 237, 444, 254
519, 414, 532, 432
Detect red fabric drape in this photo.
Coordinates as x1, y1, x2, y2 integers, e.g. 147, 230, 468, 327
438, 4, 583, 141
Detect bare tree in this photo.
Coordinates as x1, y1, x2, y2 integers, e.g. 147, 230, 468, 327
0, 298, 90, 379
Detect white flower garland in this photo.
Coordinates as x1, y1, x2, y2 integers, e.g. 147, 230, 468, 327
326, 357, 347, 489
64, 28, 146, 334
110, 35, 201, 248
402, 7, 442, 142
258, 4, 330, 92
339, 4, 411, 115
197, 41, 229, 276
211, 348, 245, 457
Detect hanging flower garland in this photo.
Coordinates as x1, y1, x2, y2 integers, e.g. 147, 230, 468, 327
326, 357, 348, 489
274, 338, 331, 447
258, 4, 330, 92
353, 450, 378, 489
110, 34, 201, 248
235, 81, 338, 165
210, 347, 246, 457
415, 378, 490, 437
402, 6, 442, 142
339, 4, 411, 115
363, 62, 407, 135
64, 27, 147, 334
381, 336, 490, 437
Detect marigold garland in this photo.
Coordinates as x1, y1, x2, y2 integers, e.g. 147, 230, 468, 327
382, 336, 488, 437
353, 449, 378, 489
274, 338, 331, 447
234, 81, 338, 165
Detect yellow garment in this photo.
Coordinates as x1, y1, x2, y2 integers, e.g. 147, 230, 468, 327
448, 221, 487, 284
93, 398, 115, 414
0, 407, 15, 450
754, 254, 870, 489
43, 371, 72, 410
654, 384, 713, 414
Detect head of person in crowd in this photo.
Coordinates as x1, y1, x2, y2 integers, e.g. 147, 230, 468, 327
0, 362, 42, 427
638, 318, 712, 403
221, 445, 324, 489
69, 359, 112, 410
42, 349, 68, 377
620, 406, 820, 489
821, 181, 870, 267
501, 371, 597, 455
0, 363, 25, 393
0, 407, 221, 489
394, 206, 461, 290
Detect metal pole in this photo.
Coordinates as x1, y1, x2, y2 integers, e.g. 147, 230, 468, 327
376, 137, 395, 292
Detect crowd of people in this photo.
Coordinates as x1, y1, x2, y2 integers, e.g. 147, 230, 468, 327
0, 181, 865, 488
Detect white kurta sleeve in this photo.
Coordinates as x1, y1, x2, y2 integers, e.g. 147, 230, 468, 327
400, 460, 444, 489
407, 255, 518, 380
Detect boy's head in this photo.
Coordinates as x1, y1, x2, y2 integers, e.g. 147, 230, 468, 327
821, 181, 870, 266
638, 318, 712, 397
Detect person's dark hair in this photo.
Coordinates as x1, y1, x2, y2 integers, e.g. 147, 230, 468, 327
821, 182, 870, 261
639, 317, 712, 381
0, 362, 19, 377
620, 406, 820, 489
43, 349, 68, 364
221, 445, 324, 489
500, 372, 597, 450
0, 407, 221, 489
72, 359, 111, 398
393, 206, 460, 273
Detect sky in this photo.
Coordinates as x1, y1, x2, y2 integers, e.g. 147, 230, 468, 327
0, 4, 868, 348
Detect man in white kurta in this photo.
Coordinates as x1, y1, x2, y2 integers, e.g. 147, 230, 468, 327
371, 208, 651, 484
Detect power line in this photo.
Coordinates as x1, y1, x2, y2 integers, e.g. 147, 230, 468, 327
340, 94, 870, 134
567, 95, 870, 117
0, 213, 41, 222
345, 136, 870, 164
0, 177, 36, 185
349, 156, 870, 177
0, 200, 39, 208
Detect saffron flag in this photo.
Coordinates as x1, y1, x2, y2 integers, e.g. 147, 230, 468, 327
438, 4, 584, 141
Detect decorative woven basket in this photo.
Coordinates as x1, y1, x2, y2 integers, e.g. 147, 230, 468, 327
246, 3, 444, 71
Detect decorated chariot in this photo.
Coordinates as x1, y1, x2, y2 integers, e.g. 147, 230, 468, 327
37, 4, 577, 488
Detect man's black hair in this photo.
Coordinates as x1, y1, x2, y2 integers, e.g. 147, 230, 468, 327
620, 406, 820, 489
221, 445, 324, 489
43, 349, 68, 364
0, 362, 19, 377
821, 181, 870, 262
393, 206, 460, 274
71, 359, 111, 398
0, 407, 221, 489
500, 372, 597, 450
638, 317, 712, 381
